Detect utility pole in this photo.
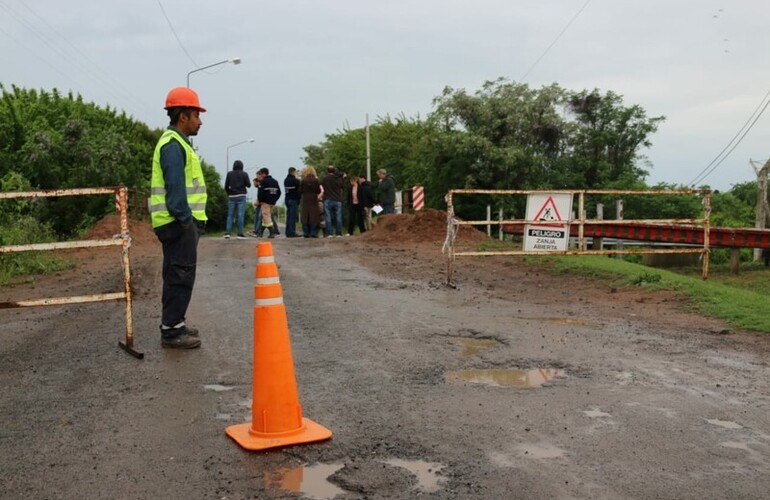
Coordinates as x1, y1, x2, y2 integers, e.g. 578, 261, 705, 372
365, 113, 372, 181
751, 158, 770, 261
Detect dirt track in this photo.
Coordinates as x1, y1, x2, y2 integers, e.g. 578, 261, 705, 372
2, 213, 770, 499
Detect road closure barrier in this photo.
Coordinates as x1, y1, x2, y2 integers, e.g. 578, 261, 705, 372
0, 187, 142, 358
443, 188, 713, 286
226, 241, 332, 451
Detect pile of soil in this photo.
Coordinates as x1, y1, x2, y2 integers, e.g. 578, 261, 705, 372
361, 209, 488, 245
81, 215, 159, 257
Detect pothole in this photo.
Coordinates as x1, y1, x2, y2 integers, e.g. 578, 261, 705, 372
446, 368, 565, 388
264, 463, 345, 500
452, 338, 500, 356
264, 459, 447, 499
384, 458, 446, 493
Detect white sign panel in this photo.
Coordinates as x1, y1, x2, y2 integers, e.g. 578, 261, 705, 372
523, 193, 573, 252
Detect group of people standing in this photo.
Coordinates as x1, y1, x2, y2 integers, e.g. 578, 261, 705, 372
224, 162, 397, 239
223, 164, 281, 239
150, 85, 398, 349
296, 165, 396, 238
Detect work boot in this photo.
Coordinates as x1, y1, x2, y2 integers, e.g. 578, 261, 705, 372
161, 325, 201, 348
161, 333, 201, 349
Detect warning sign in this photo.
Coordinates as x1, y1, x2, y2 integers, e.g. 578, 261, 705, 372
523, 193, 573, 252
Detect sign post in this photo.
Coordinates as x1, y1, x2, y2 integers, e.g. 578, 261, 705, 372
523, 193, 573, 252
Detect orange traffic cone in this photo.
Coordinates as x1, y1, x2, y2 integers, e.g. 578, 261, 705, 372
226, 242, 332, 451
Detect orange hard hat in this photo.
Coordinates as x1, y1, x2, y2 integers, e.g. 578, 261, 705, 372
164, 87, 206, 112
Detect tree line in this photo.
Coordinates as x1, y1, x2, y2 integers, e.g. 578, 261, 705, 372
0, 79, 759, 248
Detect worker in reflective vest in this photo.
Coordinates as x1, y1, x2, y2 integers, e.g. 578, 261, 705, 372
149, 87, 207, 349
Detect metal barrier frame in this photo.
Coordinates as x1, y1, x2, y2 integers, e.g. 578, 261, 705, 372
444, 188, 711, 287
0, 187, 142, 358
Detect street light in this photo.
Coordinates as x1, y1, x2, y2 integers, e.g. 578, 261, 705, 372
186, 57, 242, 87
226, 139, 255, 171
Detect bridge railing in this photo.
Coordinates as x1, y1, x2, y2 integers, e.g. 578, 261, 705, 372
444, 188, 711, 286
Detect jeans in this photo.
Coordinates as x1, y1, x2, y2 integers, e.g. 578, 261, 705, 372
323, 199, 343, 236
154, 219, 201, 329
285, 198, 299, 236
225, 195, 247, 236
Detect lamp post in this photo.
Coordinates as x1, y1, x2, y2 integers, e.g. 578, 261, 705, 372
226, 139, 255, 171
186, 57, 242, 87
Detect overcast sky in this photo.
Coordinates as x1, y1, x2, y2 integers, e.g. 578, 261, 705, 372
2, 0, 769, 193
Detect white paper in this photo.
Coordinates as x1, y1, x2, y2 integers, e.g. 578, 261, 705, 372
372, 204, 383, 214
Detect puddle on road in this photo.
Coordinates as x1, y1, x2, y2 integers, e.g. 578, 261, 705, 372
265, 463, 345, 500
266, 459, 447, 498
452, 338, 499, 356
203, 384, 235, 392
522, 317, 592, 326
385, 458, 446, 493
706, 418, 743, 430
446, 368, 564, 388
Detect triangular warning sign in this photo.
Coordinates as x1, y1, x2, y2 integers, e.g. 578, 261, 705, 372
532, 196, 563, 227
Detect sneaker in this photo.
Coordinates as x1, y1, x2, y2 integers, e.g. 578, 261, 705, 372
246, 231, 258, 238
161, 333, 201, 349
336, 235, 342, 238
236, 235, 247, 240
223, 234, 231, 239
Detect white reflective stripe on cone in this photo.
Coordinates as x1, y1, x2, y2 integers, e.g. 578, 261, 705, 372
258, 256, 275, 263
255, 277, 280, 285
255, 297, 284, 306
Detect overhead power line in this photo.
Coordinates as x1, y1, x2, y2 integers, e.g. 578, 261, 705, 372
157, 0, 198, 68
519, 0, 592, 82
688, 89, 770, 187
0, 0, 150, 116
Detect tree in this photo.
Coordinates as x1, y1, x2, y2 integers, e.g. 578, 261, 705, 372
0, 84, 160, 235
302, 114, 429, 186
565, 89, 664, 188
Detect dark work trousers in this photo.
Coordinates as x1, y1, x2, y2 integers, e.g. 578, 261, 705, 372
154, 220, 201, 330
347, 203, 367, 235
285, 198, 299, 236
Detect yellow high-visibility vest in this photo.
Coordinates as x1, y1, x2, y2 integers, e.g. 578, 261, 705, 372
149, 129, 207, 228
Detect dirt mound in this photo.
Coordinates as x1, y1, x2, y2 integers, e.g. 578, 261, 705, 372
360, 208, 488, 244
82, 215, 159, 255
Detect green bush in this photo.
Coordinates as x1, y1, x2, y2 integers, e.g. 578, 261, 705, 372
0, 215, 70, 285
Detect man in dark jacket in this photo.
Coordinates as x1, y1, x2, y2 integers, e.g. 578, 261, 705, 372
321, 165, 345, 237
357, 173, 375, 231
256, 167, 281, 238
376, 168, 396, 214
283, 167, 301, 237
223, 160, 251, 239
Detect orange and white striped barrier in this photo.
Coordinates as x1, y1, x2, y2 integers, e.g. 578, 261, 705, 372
226, 242, 332, 451
413, 184, 424, 211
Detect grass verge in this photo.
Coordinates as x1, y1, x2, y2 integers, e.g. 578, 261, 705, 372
0, 253, 73, 286
535, 254, 770, 333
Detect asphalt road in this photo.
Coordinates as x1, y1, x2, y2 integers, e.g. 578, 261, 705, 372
2, 235, 770, 499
